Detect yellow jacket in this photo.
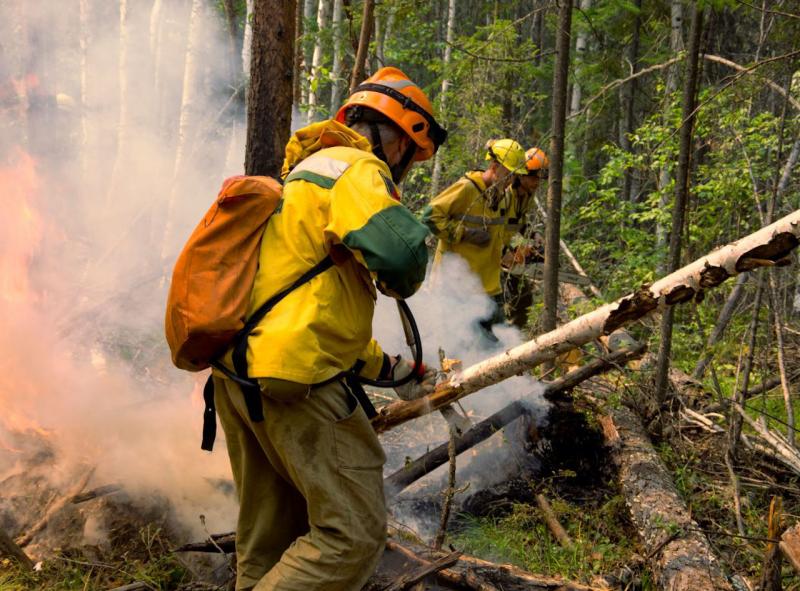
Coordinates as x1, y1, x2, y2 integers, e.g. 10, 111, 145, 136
224, 121, 429, 385
422, 171, 509, 296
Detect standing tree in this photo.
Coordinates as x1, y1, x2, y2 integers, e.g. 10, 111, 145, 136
542, 0, 573, 334
349, 0, 375, 93
653, 3, 704, 402
245, 0, 297, 177
430, 0, 456, 197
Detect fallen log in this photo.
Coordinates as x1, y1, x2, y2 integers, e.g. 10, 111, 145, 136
0, 526, 34, 569
372, 210, 800, 434
780, 522, 800, 573
383, 400, 531, 499
608, 405, 734, 591
384, 347, 645, 498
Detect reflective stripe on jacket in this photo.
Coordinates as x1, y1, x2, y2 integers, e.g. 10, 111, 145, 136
422, 171, 506, 296
240, 138, 429, 385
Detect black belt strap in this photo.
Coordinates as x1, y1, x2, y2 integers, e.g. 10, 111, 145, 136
201, 255, 334, 451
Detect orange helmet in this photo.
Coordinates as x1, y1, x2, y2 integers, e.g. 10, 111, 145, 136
335, 67, 447, 161
524, 147, 549, 178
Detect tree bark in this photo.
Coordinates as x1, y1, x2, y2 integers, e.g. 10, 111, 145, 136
307, 0, 330, 123
568, 0, 590, 117
620, 0, 641, 202
371, 210, 800, 434
430, 0, 456, 197
328, 0, 345, 112
542, 0, 573, 334
654, 4, 704, 403
245, 0, 296, 177
242, 0, 254, 77
159, 0, 206, 262
656, 0, 685, 270
349, 0, 375, 93
608, 405, 734, 590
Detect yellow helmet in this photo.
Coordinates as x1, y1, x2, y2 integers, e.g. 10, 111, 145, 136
484, 139, 526, 174
524, 147, 549, 177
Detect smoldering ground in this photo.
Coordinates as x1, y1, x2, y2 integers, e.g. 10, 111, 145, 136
0, 0, 547, 552
0, 0, 243, 542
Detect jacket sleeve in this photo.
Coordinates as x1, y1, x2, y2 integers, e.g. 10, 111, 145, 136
421, 180, 469, 243
325, 157, 430, 299
354, 339, 388, 380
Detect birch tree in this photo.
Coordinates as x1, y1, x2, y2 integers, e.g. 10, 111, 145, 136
430, 0, 456, 197
307, 0, 330, 123
568, 0, 590, 117
242, 0, 255, 78
656, 0, 684, 271
159, 0, 205, 263
328, 0, 345, 112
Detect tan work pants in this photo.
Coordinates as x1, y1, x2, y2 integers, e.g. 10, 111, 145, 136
214, 376, 387, 591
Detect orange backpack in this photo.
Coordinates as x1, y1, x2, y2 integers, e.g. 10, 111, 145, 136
165, 175, 284, 371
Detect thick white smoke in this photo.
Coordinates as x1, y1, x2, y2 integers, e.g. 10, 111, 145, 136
0, 0, 242, 538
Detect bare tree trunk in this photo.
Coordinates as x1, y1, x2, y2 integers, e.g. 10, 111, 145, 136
372, 210, 800, 434
619, 0, 641, 202
159, 0, 206, 263
300, 0, 316, 109
568, 0, 590, 117
349, 0, 375, 93
245, 0, 296, 176
328, 0, 344, 112
430, 0, 456, 197
656, 0, 684, 272
292, 0, 304, 107
220, 0, 240, 86
768, 277, 795, 445
307, 0, 330, 123
654, 4, 704, 403
372, 5, 384, 71
729, 275, 765, 459
242, 0, 254, 77
105, 0, 131, 204
542, 0, 573, 334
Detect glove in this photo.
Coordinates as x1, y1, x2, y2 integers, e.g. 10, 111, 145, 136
391, 356, 437, 401
462, 227, 491, 247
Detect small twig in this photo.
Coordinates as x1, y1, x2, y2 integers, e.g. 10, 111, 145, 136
381, 550, 462, 591
535, 493, 574, 549
433, 427, 458, 550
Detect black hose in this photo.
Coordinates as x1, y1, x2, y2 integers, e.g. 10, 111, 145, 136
356, 299, 423, 388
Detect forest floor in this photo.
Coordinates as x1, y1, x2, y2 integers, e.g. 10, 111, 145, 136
1, 334, 799, 590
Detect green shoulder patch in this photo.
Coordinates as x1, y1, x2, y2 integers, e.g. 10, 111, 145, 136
379, 170, 401, 201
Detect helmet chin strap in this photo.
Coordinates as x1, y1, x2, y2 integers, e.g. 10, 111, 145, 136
368, 122, 417, 184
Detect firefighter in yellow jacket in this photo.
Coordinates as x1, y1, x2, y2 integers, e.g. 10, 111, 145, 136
212, 67, 445, 591
422, 138, 526, 338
